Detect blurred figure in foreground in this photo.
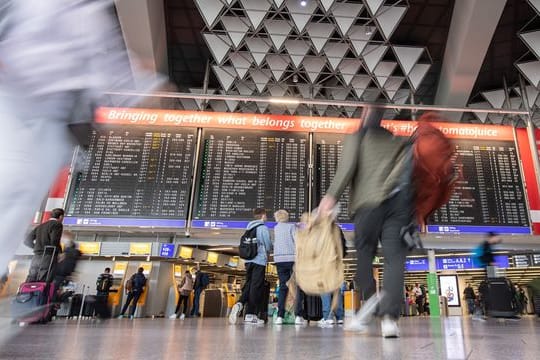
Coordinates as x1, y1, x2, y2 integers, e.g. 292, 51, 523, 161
318, 106, 414, 338
0, 0, 166, 272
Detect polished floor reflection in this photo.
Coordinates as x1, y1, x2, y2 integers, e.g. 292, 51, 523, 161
0, 316, 539, 359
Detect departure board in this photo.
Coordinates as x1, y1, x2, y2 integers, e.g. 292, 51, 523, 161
193, 130, 308, 227
314, 134, 352, 224
65, 127, 196, 227
429, 139, 530, 232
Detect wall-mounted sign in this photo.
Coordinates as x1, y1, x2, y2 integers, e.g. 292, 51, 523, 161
113, 261, 128, 275
139, 262, 152, 275
532, 254, 540, 266
179, 246, 193, 259
78, 242, 101, 256
129, 242, 152, 256
228, 257, 239, 268
207, 252, 219, 264
514, 255, 531, 268
159, 244, 176, 258
405, 258, 429, 271
174, 265, 183, 277
439, 275, 460, 307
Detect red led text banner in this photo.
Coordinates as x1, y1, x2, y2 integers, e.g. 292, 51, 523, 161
96, 107, 514, 140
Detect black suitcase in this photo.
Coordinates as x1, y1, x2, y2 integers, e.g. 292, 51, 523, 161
486, 278, 518, 318
304, 295, 323, 322
94, 295, 111, 318
69, 294, 83, 318
82, 295, 96, 317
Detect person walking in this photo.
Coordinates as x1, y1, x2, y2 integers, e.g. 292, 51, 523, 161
318, 106, 415, 338
412, 283, 424, 316
118, 267, 147, 319
272, 209, 297, 325
463, 283, 476, 315
170, 270, 194, 320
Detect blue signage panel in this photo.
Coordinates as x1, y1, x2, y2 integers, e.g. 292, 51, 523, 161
405, 258, 429, 271
64, 217, 186, 228
404, 255, 510, 272
426, 225, 530, 235
160, 244, 176, 258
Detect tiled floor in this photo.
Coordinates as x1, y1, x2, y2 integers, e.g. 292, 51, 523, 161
0, 316, 539, 359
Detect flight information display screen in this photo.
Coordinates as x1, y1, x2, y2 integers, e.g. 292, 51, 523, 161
65, 127, 196, 227
428, 139, 530, 233
192, 129, 308, 229
314, 133, 353, 229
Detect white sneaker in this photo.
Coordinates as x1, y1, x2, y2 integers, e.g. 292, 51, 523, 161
229, 302, 243, 325
244, 314, 255, 324
274, 316, 283, 325
472, 315, 487, 322
344, 292, 383, 332
336, 319, 344, 325
180, 314, 185, 320
381, 316, 400, 338
169, 314, 177, 319
318, 318, 335, 327
295, 316, 307, 325
254, 316, 265, 325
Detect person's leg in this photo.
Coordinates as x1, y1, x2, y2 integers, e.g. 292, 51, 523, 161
120, 292, 134, 315
276, 262, 293, 318
246, 264, 265, 316
174, 295, 182, 315
240, 263, 254, 305
321, 293, 332, 320
130, 293, 142, 317
191, 288, 202, 316
182, 295, 189, 315
295, 288, 305, 317
336, 292, 345, 321
26, 255, 41, 282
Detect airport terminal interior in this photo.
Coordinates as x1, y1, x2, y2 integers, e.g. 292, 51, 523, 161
2, 0, 540, 359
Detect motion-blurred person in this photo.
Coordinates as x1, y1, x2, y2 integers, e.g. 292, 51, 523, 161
118, 267, 146, 319
170, 270, 193, 320
515, 285, 528, 315
0, 0, 166, 273
319, 106, 414, 338
463, 283, 476, 315
229, 208, 272, 325
53, 236, 80, 288
474, 232, 502, 269
24, 208, 65, 282
272, 209, 297, 325
190, 269, 210, 317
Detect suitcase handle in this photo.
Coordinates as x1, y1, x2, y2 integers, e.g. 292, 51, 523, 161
15, 292, 34, 304
41, 246, 58, 283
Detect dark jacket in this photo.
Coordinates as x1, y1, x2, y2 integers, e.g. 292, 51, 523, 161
24, 219, 63, 255
480, 241, 495, 266
463, 286, 475, 300
130, 272, 146, 293
96, 273, 114, 294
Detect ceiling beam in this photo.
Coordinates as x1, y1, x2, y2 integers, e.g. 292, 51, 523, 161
114, 0, 168, 82
435, 0, 507, 120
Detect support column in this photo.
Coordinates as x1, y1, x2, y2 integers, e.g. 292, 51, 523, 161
427, 249, 440, 317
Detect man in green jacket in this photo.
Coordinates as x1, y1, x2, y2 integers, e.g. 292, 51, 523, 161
319, 106, 414, 338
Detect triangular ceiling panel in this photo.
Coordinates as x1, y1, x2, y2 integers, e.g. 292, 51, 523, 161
514, 85, 540, 107
373, 61, 397, 87
268, 84, 288, 97
348, 26, 376, 56
481, 89, 506, 109
408, 63, 430, 91
189, 88, 216, 109
362, 44, 388, 72
364, 0, 384, 15
516, 60, 540, 88
331, 3, 364, 35
344, 106, 356, 118
235, 81, 257, 95
273, 0, 285, 8
285, 0, 318, 32
323, 42, 349, 70
229, 52, 253, 79
509, 97, 522, 110
376, 6, 407, 40
306, 22, 335, 53
320, 0, 336, 12
302, 57, 327, 83
203, 33, 231, 64
245, 37, 272, 66
383, 77, 404, 100
266, 54, 291, 81
209, 100, 228, 112
257, 101, 270, 114
338, 58, 362, 85
296, 83, 321, 98
284, 40, 311, 68
331, 88, 350, 101
264, 19, 293, 50
351, 75, 372, 98
468, 102, 490, 123
315, 104, 329, 116
194, 0, 225, 28
393, 46, 424, 75
240, 0, 271, 29
249, 69, 273, 92
519, 30, 540, 59
393, 89, 410, 105
179, 98, 198, 111
224, 0, 234, 4
528, 0, 540, 14
212, 65, 237, 91
220, 90, 239, 111
362, 88, 381, 102
221, 16, 250, 48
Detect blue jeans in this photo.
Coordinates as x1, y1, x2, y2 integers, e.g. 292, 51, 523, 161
191, 287, 203, 316
466, 299, 475, 315
276, 262, 294, 318
321, 292, 344, 320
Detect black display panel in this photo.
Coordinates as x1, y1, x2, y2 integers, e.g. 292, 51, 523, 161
313, 134, 351, 223
65, 127, 196, 227
428, 139, 530, 231
193, 130, 308, 224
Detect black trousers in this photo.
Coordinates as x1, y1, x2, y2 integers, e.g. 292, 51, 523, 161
240, 262, 266, 316
353, 189, 412, 319
120, 291, 142, 316
26, 253, 57, 282
175, 294, 190, 316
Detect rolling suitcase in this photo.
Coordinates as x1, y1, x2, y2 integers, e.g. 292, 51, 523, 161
11, 246, 57, 324
486, 278, 518, 318
82, 295, 96, 317
304, 295, 323, 322
69, 294, 83, 318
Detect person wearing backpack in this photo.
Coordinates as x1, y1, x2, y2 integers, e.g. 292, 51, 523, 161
318, 106, 414, 338
95, 267, 114, 318
118, 267, 146, 319
190, 269, 209, 317
229, 208, 272, 325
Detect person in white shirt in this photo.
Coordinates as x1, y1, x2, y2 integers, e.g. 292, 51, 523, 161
412, 283, 424, 315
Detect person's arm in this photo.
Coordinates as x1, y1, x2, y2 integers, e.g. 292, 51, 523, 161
319, 131, 362, 213
49, 222, 63, 253
261, 226, 272, 253
24, 227, 37, 248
